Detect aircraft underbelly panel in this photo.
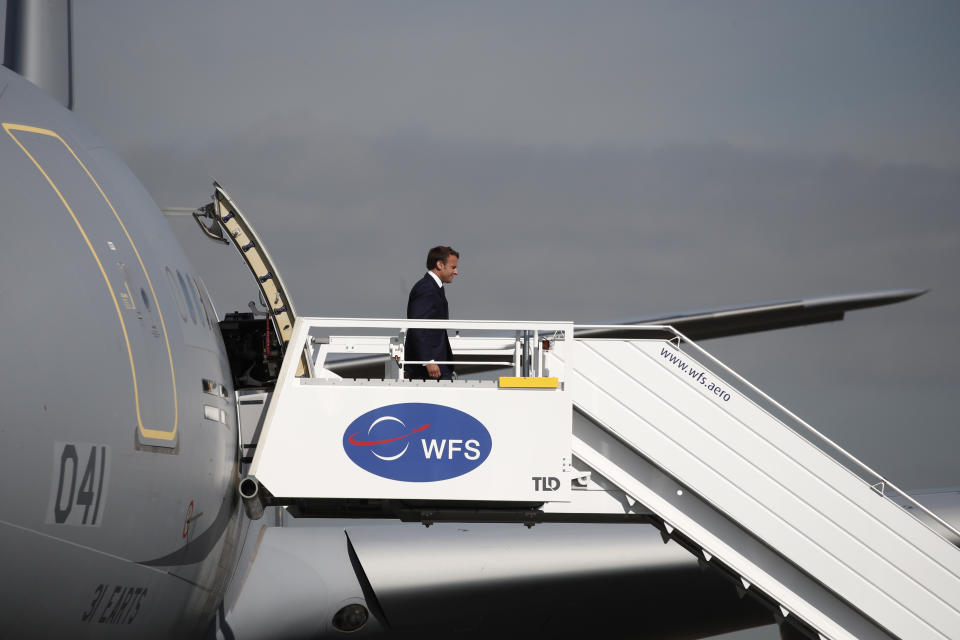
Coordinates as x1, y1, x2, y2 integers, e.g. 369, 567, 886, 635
0, 520, 209, 638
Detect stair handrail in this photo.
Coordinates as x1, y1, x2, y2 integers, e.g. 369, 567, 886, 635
574, 323, 960, 543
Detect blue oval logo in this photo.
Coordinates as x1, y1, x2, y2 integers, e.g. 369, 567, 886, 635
342, 403, 492, 482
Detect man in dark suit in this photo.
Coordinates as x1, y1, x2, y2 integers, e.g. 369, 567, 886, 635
405, 246, 459, 380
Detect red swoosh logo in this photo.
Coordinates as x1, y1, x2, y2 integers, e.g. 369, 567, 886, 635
348, 424, 430, 446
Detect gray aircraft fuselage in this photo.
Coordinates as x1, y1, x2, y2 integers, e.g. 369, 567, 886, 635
0, 64, 241, 637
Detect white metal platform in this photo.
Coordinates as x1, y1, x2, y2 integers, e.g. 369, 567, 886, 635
249, 319, 576, 503
246, 317, 960, 640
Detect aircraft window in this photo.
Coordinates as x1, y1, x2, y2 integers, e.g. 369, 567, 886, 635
140, 287, 151, 312
177, 270, 198, 324
196, 277, 221, 330
166, 267, 189, 322
191, 277, 212, 329
192, 277, 215, 329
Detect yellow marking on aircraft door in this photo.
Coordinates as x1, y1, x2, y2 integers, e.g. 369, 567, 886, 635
3, 123, 178, 442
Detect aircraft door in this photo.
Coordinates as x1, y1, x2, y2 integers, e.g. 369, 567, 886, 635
3, 123, 178, 446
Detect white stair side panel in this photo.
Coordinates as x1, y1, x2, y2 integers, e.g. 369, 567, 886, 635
633, 340, 960, 569
622, 338, 960, 597
571, 358, 936, 638
573, 339, 960, 638
566, 339, 960, 640
588, 339, 960, 592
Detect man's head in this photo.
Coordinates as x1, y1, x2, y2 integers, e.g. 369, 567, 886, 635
426, 245, 459, 284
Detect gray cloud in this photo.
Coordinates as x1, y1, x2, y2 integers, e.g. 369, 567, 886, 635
69, 1, 960, 167
129, 127, 959, 314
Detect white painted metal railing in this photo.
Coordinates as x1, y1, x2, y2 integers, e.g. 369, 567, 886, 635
294, 317, 573, 382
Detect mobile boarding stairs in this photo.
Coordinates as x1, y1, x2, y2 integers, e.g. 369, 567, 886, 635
240, 317, 960, 640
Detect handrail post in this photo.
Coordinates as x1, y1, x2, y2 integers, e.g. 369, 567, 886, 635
521, 330, 531, 377
513, 331, 522, 376
533, 330, 540, 376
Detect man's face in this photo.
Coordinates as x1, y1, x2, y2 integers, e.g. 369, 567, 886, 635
435, 255, 459, 284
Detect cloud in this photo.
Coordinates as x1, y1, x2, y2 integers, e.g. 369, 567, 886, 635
126, 126, 959, 313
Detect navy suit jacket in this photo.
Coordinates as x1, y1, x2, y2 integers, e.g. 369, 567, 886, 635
405, 273, 453, 378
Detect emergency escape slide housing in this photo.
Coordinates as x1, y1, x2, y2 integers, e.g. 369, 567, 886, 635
244, 317, 960, 640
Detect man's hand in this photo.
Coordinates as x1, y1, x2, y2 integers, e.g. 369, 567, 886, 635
426, 363, 442, 379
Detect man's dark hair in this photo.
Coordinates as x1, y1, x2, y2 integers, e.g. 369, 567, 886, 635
426, 245, 459, 270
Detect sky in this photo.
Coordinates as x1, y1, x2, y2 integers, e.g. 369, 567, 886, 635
4, 2, 960, 638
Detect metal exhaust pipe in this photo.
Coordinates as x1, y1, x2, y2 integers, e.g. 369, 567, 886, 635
239, 476, 266, 520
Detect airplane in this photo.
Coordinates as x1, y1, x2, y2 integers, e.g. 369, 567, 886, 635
2, 2, 957, 639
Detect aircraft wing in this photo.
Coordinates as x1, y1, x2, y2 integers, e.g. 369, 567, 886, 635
575, 288, 926, 340
325, 289, 925, 378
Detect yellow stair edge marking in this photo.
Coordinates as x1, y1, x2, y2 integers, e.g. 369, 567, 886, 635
499, 377, 559, 389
